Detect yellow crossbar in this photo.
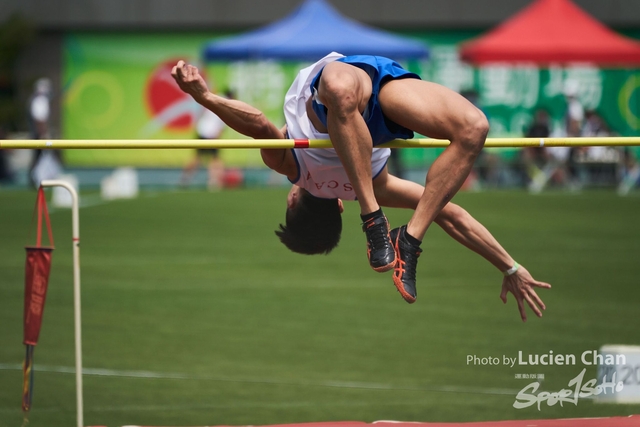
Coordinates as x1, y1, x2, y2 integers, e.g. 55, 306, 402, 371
1, 137, 640, 150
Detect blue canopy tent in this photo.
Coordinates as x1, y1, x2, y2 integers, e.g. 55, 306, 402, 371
202, 0, 428, 61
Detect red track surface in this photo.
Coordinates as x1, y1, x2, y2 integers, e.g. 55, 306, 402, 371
118, 415, 640, 427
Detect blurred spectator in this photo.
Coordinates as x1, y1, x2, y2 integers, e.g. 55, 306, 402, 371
180, 89, 234, 190
522, 108, 552, 192
582, 109, 610, 137
27, 77, 63, 188
578, 110, 621, 188
581, 109, 615, 162
562, 79, 586, 190
0, 125, 14, 184
523, 108, 573, 193
28, 78, 51, 139
618, 147, 640, 196
526, 108, 551, 139
563, 79, 584, 137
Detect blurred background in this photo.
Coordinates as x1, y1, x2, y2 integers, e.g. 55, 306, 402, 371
1, 0, 639, 193
2, 2, 640, 427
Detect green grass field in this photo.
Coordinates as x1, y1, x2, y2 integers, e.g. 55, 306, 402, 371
1, 188, 639, 427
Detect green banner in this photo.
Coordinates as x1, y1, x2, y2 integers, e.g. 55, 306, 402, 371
63, 32, 273, 167
63, 31, 640, 168
400, 30, 640, 166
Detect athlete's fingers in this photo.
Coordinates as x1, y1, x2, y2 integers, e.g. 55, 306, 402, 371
515, 293, 528, 322
533, 280, 552, 289
187, 65, 201, 83
524, 293, 542, 318
528, 288, 546, 311
191, 67, 201, 81
175, 60, 186, 77
499, 283, 508, 304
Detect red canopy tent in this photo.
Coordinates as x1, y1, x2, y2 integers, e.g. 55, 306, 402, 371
459, 0, 640, 66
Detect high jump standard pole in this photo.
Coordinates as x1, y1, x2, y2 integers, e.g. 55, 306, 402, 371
40, 180, 83, 427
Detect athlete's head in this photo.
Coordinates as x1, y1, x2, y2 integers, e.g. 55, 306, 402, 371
275, 186, 343, 255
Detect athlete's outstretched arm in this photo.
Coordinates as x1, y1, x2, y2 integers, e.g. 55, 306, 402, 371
172, 60, 283, 139
171, 60, 295, 177
436, 203, 551, 322
373, 169, 551, 322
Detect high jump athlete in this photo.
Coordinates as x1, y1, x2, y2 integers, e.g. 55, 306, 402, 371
171, 56, 550, 321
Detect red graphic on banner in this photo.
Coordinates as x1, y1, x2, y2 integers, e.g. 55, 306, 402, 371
145, 59, 206, 131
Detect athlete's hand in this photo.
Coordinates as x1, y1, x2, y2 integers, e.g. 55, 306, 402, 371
171, 60, 209, 102
499, 265, 551, 322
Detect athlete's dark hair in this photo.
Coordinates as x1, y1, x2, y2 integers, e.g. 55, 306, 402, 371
275, 192, 342, 255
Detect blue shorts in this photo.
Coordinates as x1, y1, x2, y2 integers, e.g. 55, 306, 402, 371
310, 55, 421, 146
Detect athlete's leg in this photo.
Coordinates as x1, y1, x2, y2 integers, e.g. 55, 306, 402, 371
180, 152, 203, 186
380, 78, 488, 303
207, 152, 224, 190
380, 79, 488, 240
316, 61, 395, 272
315, 61, 378, 215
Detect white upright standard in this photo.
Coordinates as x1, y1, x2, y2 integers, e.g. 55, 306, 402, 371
40, 180, 83, 427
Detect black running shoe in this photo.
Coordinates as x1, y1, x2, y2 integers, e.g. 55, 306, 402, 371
390, 226, 422, 303
362, 215, 396, 272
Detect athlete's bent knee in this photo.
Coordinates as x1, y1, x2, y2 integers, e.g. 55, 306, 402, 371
318, 66, 361, 113
457, 108, 488, 155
